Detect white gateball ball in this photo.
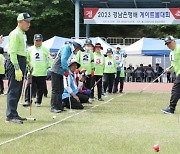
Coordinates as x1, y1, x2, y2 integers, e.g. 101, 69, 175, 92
53, 116, 56, 119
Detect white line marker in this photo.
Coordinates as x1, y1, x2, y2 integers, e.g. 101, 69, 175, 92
0, 97, 115, 146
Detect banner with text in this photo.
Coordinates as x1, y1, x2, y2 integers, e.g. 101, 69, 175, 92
84, 8, 180, 25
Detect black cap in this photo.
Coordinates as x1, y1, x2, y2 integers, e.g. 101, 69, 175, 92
65, 41, 72, 44
34, 34, 43, 41
107, 48, 113, 53
17, 13, 32, 21
84, 39, 92, 45
164, 36, 175, 45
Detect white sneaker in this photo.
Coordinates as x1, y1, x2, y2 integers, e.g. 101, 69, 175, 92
36, 103, 41, 107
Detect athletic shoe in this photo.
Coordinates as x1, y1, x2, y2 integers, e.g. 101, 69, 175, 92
89, 98, 95, 101
36, 103, 41, 107
51, 109, 62, 113
16, 116, 27, 121
161, 107, 174, 114
98, 98, 104, 101
5, 117, 23, 124
87, 100, 92, 104
22, 101, 30, 107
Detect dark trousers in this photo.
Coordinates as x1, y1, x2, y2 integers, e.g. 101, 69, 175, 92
25, 76, 46, 104
113, 71, 120, 93
50, 72, 63, 110
63, 93, 88, 109
0, 74, 4, 93
169, 75, 180, 111
84, 74, 92, 89
6, 56, 26, 118
103, 73, 115, 93
113, 71, 125, 93
90, 75, 102, 99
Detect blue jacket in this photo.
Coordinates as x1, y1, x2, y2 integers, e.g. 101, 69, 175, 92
51, 44, 74, 75
113, 50, 126, 72
62, 72, 78, 99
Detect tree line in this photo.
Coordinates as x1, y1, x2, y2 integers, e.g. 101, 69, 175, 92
0, 0, 179, 44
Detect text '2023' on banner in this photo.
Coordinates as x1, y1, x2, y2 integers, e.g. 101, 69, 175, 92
84, 8, 180, 25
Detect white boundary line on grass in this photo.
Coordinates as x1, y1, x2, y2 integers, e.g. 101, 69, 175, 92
0, 97, 119, 146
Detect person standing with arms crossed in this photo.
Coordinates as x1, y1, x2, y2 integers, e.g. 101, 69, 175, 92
5, 13, 32, 124
161, 36, 180, 114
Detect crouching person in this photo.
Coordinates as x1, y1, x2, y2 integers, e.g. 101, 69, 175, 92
62, 60, 89, 109
77, 73, 91, 97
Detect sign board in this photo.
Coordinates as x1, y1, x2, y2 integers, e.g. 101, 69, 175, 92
84, 8, 180, 25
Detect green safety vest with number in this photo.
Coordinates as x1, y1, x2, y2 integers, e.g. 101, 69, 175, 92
27, 45, 50, 76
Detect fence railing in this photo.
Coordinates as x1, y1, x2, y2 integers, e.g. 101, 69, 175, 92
71, 37, 142, 45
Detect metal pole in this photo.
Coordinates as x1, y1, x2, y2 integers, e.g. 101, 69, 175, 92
86, 24, 90, 38
164, 55, 165, 82
75, 0, 80, 39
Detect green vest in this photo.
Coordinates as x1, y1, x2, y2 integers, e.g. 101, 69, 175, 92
104, 56, 117, 73
76, 50, 94, 75
27, 45, 50, 76
0, 54, 5, 74
93, 52, 105, 76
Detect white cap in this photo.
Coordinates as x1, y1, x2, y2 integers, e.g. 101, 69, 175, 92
116, 44, 121, 49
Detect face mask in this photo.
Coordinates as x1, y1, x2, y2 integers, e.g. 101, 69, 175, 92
85, 46, 92, 51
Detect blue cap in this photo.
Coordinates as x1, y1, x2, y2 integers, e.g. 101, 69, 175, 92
72, 41, 84, 51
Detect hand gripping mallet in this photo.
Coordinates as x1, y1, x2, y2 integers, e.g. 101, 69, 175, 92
26, 74, 36, 121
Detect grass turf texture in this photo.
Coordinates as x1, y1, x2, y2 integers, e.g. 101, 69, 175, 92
0, 91, 180, 154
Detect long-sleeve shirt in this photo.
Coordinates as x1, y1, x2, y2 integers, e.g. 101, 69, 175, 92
170, 45, 180, 75
113, 50, 126, 71
51, 44, 76, 75
62, 71, 78, 99
8, 26, 27, 66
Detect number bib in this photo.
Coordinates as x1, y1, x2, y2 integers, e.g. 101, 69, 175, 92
81, 52, 90, 64
105, 59, 114, 68
67, 53, 76, 64
31, 49, 43, 62
94, 56, 103, 65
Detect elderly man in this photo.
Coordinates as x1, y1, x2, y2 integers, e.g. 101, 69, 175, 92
62, 60, 89, 109
50, 41, 84, 113
6, 13, 32, 124
161, 36, 180, 114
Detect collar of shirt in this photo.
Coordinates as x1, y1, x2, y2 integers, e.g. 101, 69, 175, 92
34, 45, 42, 49
70, 44, 75, 53
16, 26, 25, 35
69, 70, 75, 77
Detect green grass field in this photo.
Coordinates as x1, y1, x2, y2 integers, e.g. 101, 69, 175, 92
0, 91, 180, 154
